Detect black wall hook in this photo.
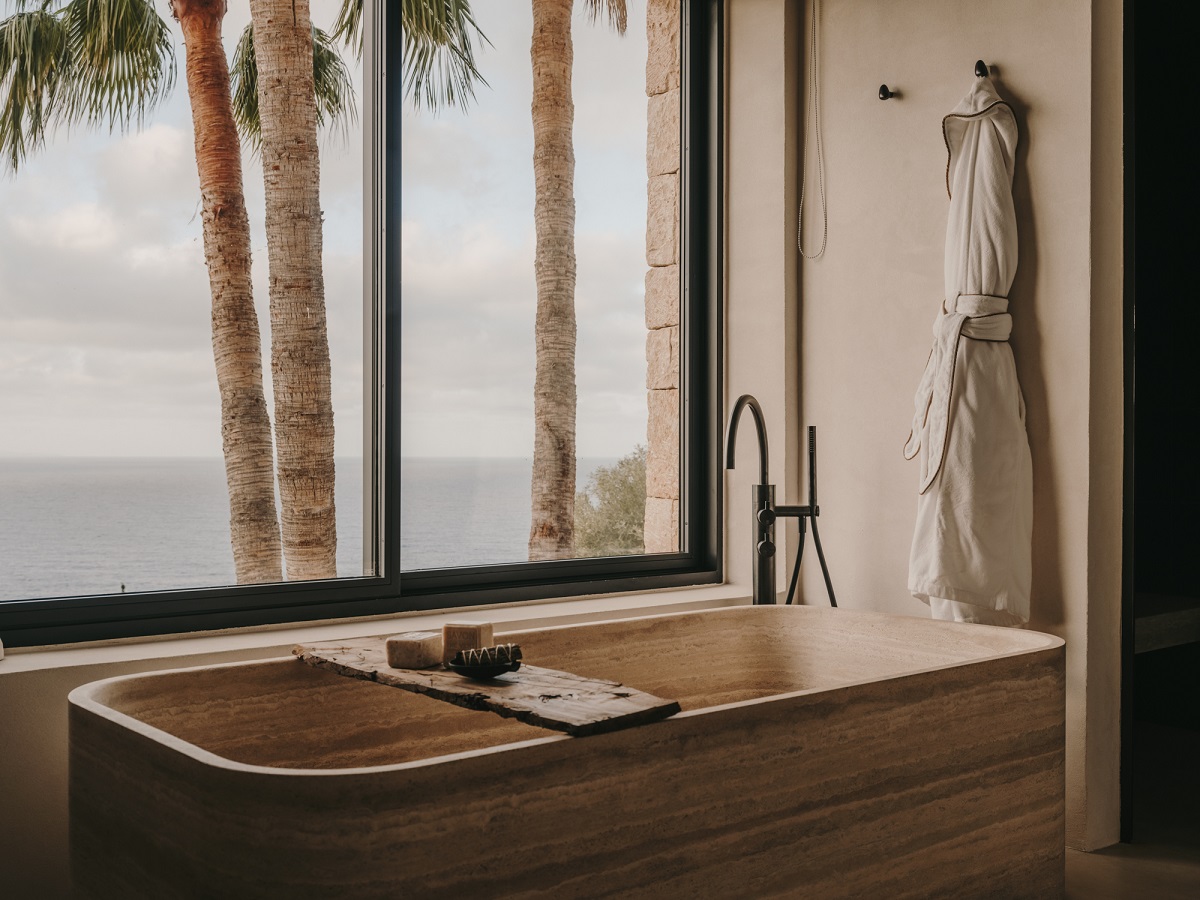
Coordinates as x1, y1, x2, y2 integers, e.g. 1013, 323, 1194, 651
878, 84, 896, 100
975, 59, 989, 77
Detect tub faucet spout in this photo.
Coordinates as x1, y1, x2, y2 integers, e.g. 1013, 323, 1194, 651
725, 395, 776, 604
725, 395, 838, 608
725, 394, 769, 485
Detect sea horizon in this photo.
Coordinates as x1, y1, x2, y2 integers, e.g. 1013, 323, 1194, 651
0, 455, 620, 602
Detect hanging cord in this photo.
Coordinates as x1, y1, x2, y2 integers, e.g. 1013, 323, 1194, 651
797, 0, 827, 259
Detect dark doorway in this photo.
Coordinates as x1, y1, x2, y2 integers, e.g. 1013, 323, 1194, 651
1123, 0, 1200, 848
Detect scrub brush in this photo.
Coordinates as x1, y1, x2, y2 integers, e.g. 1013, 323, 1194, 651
446, 643, 523, 679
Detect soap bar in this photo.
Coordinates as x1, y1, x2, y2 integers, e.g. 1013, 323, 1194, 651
385, 631, 442, 669
442, 621, 494, 664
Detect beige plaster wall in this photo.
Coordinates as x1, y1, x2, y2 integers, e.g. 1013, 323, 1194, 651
1085, 0, 1124, 852
724, 0, 803, 592
787, 0, 1123, 850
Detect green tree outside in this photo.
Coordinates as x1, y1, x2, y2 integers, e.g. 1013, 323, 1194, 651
574, 445, 646, 558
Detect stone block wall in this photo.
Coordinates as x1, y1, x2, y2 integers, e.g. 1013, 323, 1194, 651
643, 0, 681, 553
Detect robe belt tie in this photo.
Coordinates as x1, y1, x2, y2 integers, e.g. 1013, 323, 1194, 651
903, 294, 1012, 494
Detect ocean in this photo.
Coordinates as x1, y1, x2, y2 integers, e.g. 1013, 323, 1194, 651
400, 457, 613, 571
0, 457, 613, 602
0, 457, 365, 602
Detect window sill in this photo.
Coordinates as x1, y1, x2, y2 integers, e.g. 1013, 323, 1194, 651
0, 584, 750, 675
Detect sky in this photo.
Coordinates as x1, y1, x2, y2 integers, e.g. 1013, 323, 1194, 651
0, 0, 363, 459
0, 1, 654, 462
399, 3, 650, 460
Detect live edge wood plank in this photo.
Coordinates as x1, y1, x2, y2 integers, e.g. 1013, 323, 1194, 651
293, 638, 681, 737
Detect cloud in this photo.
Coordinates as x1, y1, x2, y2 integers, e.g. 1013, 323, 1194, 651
0, 131, 367, 460
400, 218, 537, 424
94, 123, 199, 229
400, 117, 494, 198
10, 203, 120, 253
400, 214, 652, 459
0, 198, 213, 344
0, 0, 654, 464
0, 334, 226, 457
395, 4, 656, 461
0, 0, 371, 460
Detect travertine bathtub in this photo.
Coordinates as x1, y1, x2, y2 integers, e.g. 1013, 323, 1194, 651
69, 605, 1065, 899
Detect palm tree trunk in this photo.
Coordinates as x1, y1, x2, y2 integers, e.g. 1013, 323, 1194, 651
173, 0, 282, 583
528, 0, 578, 561
249, 0, 337, 580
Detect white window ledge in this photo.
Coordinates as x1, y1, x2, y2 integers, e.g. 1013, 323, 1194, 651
0, 584, 750, 675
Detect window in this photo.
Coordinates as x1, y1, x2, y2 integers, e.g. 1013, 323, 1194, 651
0, 0, 721, 647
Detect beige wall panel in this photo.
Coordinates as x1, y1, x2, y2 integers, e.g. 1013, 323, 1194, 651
725, 0, 801, 593
791, 0, 1120, 850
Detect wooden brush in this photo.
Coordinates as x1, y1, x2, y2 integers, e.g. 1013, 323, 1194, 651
450, 644, 523, 667
445, 643, 523, 679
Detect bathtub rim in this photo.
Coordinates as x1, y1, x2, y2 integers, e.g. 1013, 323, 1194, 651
68, 604, 1064, 778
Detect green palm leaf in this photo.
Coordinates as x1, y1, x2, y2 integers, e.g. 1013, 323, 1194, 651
583, 0, 627, 35
0, 5, 71, 170
1, 0, 173, 173
59, 0, 174, 132
230, 21, 357, 153
331, 0, 362, 58
400, 0, 489, 112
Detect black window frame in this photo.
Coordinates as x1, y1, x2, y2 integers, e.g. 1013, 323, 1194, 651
0, 0, 724, 649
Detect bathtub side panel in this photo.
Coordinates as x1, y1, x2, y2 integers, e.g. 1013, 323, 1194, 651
398, 645, 1066, 899
71, 645, 1064, 899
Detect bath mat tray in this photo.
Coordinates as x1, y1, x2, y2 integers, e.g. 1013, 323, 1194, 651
294, 639, 681, 737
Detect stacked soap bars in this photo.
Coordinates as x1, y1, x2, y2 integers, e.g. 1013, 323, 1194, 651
384, 631, 442, 668
385, 621, 498, 670
440, 621, 493, 663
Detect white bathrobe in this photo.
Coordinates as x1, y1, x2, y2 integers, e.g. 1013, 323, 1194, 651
904, 76, 1033, 627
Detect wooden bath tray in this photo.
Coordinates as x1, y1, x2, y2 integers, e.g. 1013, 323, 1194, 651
293, 639, 681, 737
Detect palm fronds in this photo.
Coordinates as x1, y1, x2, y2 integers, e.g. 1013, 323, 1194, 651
0, 0, 173, 172
0, 4, 71, 170
401, 0, 489, 112
231, 21, 357, 153
331, 0, 361, 58
583, 0, 627, 36
59, 0, 173, 132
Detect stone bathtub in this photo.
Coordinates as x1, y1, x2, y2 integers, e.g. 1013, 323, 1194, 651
69, 605, 1065, 898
